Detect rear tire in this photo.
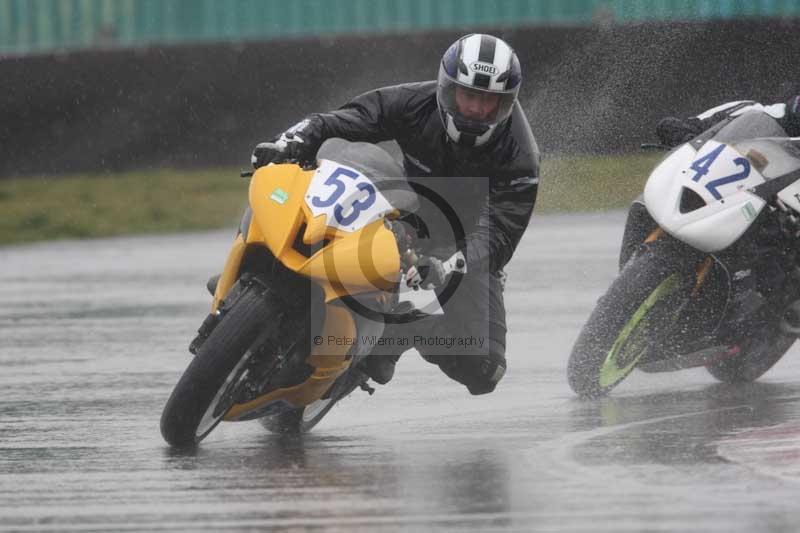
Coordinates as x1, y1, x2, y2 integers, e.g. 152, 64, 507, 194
568, 242, 692, 398
259, 369, 365, 434
259, 399, 337, 434
706, 327, 795, 383
160, 284, 277, 447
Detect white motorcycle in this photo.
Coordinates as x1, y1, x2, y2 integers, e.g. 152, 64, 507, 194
568, 110, 800, 397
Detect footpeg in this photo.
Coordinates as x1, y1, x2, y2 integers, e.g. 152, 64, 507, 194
359, 381, 376, 395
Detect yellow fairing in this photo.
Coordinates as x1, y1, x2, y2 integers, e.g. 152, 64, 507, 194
247, 164, 401, 301
211, 163, 401, 420
224, 303, 356, 418
211, 234, 246, 313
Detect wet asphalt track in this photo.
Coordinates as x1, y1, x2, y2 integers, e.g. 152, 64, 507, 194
2, 211, 800, 532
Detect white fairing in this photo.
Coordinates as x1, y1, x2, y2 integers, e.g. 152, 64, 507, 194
644, 141, 767, 252
777, 178, 800, 213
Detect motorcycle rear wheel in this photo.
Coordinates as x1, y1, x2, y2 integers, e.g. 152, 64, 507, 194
259, 400, 336, 434
160, 284, 277, 447
706, 327, 795, 383
259, 369, 365, 434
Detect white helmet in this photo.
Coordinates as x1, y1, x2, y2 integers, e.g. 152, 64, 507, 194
437, 34, 522, 148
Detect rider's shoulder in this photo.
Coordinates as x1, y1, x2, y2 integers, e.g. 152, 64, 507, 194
504, 103, 540, 176
354, 81, 436, 116
366, 81, 436, 99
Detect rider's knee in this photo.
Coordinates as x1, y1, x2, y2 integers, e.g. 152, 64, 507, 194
420, 330, 507, 395
461, 335, 507, 395
465, 356, 507, 395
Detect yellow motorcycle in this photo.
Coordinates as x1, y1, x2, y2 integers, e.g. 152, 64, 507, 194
160, 139, 428, 447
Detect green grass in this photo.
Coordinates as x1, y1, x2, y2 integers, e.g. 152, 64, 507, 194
0, 153, 663, 246
0, 167, 249, 245
538, 152, 662, 213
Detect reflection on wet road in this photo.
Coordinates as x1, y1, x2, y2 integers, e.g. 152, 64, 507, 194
2, 212, 800, 531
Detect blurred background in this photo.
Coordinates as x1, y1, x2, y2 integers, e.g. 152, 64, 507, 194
2, 0, 800, 242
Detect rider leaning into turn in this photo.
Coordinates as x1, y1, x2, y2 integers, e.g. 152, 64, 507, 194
656, 96, 800, 147
251, 34, 540, 395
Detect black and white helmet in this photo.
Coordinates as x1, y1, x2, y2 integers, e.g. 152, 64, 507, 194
437, 34, 522, 148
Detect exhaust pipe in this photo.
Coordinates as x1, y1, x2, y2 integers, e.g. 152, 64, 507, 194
780, 300, 800, 336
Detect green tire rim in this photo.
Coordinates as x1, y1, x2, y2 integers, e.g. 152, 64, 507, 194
598, 273, 683, 388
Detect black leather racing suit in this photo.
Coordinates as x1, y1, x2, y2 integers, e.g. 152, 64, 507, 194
287, 81, 540, 395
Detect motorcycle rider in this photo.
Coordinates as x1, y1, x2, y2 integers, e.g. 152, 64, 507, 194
656, 96, 800, 147
251, 33, 540, 395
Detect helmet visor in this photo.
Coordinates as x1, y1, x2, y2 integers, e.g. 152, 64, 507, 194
438, 75, 517, 129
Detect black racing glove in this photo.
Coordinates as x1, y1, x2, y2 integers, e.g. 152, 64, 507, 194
655, 116, 704, 147
783, 95, 800, 136
251, 131, 310, 168
251, 117, 324, 168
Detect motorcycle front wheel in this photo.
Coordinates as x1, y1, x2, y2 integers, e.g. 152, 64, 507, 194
160, 283, 277, 447
567, 241, 693, 398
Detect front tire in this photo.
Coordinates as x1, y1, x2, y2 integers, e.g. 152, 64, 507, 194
160, 284, 277, 447
568, 242, 692, 397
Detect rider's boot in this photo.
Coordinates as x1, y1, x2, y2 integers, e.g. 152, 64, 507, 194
360, 301, 430, 384
363, 354, 401, 385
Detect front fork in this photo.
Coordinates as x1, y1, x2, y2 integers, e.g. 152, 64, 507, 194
635, 227, 731, 357
624, 203, 800, 365
189, 272, 268, 355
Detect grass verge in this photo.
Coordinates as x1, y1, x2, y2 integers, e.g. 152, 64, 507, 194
0, 167, 249, 245
539, 151, 662, 212
0, 152, 663, 246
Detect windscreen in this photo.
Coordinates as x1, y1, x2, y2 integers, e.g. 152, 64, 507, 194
317, 138, 419, 213
729, 138, 800, 180
715, 112, 800, 180
713, 110, 788, 144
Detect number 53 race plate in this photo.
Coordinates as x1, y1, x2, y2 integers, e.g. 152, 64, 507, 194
305, 159, 393, 232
